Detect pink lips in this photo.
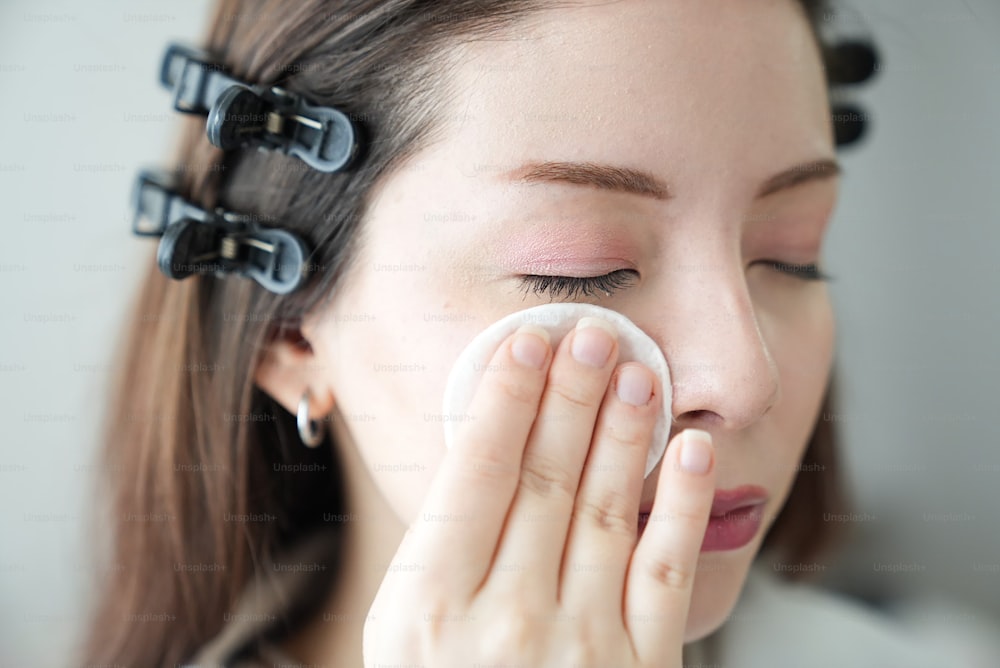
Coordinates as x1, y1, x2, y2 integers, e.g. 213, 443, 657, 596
709, 485, 769, 517
637, 485, 769, 552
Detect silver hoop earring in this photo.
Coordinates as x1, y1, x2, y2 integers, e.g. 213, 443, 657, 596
297, 389, 325, 448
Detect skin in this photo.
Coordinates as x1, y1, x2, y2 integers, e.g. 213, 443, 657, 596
254, 0, 838, 664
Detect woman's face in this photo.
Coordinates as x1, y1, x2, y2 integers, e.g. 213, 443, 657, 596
301, 0, 836, 642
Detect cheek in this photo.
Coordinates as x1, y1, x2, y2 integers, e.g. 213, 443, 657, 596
757, 284, 835, 464
772, 289, 835, 460
316, 267, 492, 524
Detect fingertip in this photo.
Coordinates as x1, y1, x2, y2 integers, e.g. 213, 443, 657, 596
614, 363, 655, 407
510, 325, 551, 369
679, 429, 714, 475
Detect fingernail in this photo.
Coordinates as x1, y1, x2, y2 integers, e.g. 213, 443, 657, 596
511, 325, 550, 369
571, 317, 617, 368
616, 364, 653, 406
680, 429, 713, 475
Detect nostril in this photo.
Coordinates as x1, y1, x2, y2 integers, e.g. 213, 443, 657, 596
676, 409, 724, 427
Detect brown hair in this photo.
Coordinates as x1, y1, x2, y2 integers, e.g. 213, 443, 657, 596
81, 1, 843, 665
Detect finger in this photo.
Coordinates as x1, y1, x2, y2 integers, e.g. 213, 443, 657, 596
559, 362, 659, 613
485, 317, 619, 600
625, 428, 715, 662
397, 325, 552, 595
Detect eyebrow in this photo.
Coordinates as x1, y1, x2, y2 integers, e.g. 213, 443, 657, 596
502, 158, 841, 201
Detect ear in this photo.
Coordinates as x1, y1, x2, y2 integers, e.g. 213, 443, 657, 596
253, 326, 336, 420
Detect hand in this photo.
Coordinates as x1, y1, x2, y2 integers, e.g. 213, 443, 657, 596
363, 317, 716, 667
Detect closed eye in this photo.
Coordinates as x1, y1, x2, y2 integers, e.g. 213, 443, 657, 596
754, 260, 833, 282
517, 269, 639, 300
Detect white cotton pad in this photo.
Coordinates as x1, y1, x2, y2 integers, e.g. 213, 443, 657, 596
441, 303, 672, 478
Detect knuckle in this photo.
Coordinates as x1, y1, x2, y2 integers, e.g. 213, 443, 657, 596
642, 553, 694, 591
575, 491, 635, 537
463, 449, 518, 484
519, 456, 577, 501
547, 378, 601, 411
601, 418, 652, 452
494, 374, 543, 408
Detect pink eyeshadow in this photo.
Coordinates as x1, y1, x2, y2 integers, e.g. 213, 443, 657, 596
491, 227, 638, 275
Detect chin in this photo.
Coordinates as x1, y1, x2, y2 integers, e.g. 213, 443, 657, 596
682, 549, 757, 643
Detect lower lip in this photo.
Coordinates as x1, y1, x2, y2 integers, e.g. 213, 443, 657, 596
700, 503, 765, 552
636, 502, 766, 552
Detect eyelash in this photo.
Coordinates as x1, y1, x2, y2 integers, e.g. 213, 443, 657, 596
756, 260, 834, 282
518, 270, 638, 300
517, 262, 833, 300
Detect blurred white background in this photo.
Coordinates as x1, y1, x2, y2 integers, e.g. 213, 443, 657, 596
0, 0, 998, 666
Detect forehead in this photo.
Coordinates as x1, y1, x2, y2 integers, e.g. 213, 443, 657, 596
432, 0, 832, 199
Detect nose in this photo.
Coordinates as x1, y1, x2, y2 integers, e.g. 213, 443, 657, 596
649, 248, 780, 433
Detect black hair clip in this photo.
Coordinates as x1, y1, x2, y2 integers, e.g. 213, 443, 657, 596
828, 39, 880, 147
132, 169, 311, 294
827, 40, 879, 87
160, 43, 360, 173
817, 3, 882, 148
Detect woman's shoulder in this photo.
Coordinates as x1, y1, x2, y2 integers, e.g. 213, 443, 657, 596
703, 559, 951, 668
